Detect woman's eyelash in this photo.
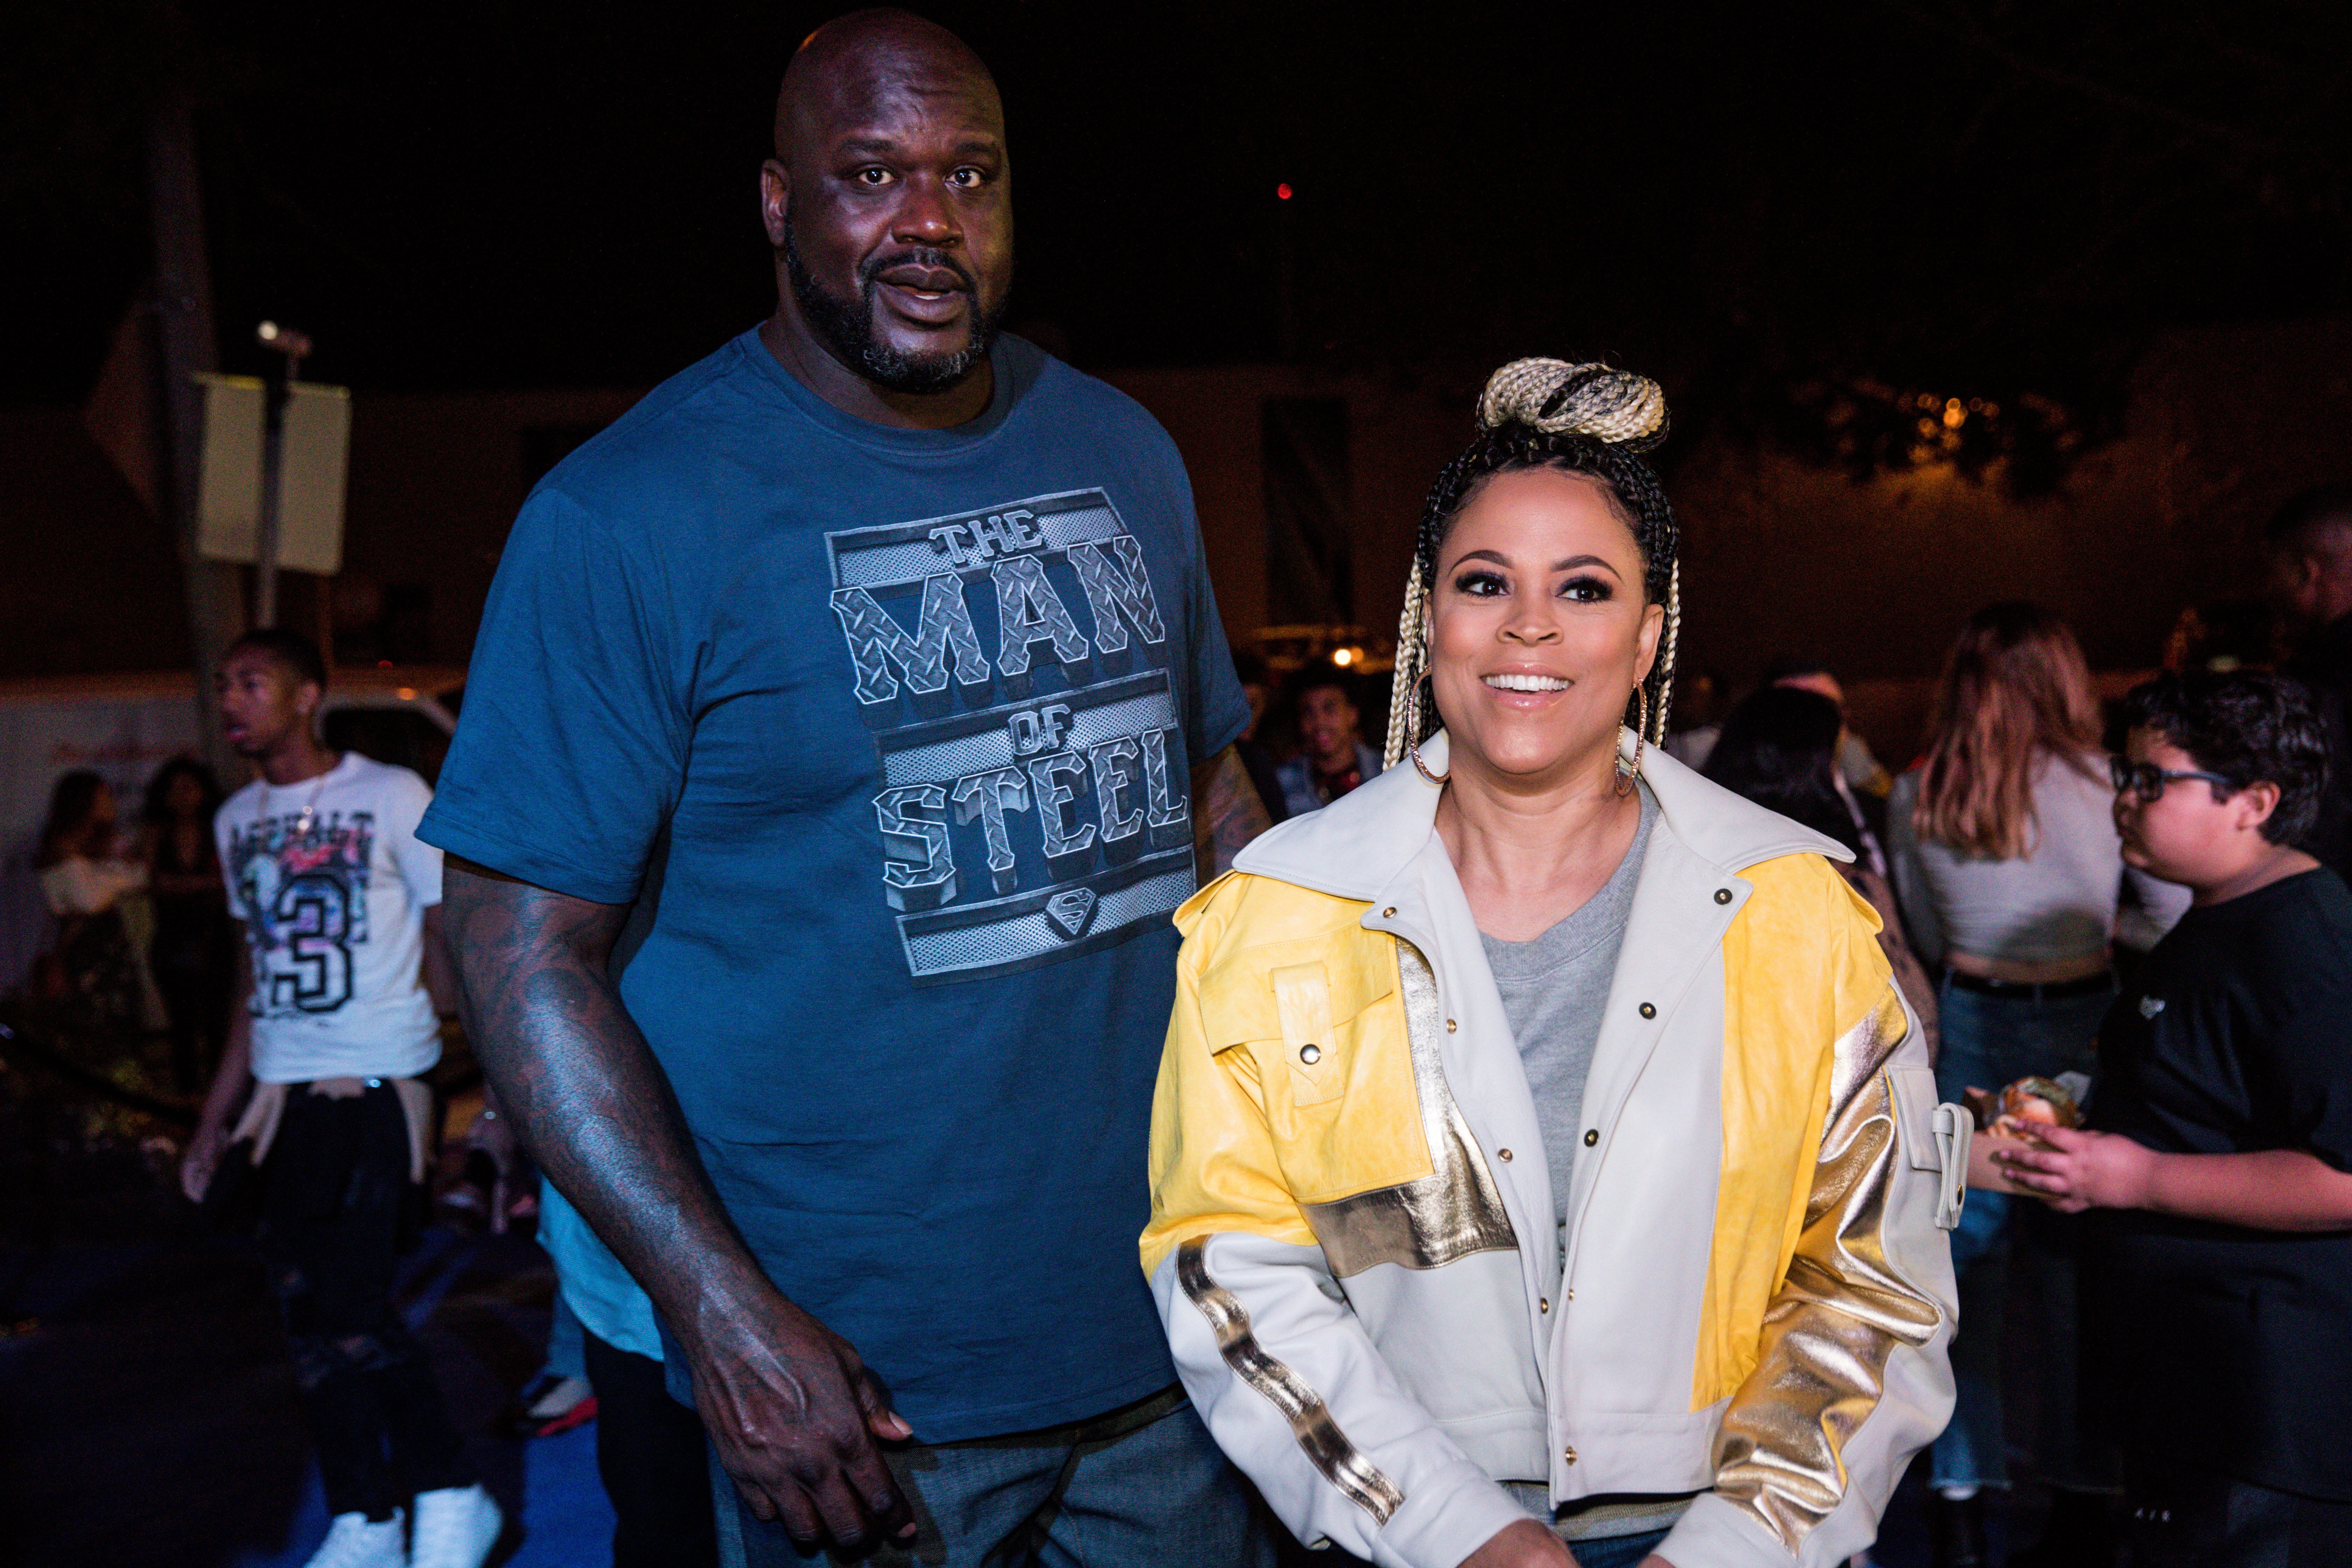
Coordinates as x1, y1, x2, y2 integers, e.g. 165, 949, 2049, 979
1561, 574, 1614, 601
1453, 570, 1506, 595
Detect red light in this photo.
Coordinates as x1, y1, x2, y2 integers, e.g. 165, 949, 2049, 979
1276, 183, 1293, 201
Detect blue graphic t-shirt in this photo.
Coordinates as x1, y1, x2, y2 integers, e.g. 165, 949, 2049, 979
420, 329, 1249, 1439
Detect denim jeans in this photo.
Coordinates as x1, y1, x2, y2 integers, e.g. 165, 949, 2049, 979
716, 1383, 1273, 1568
1928, 975, 2115, 1492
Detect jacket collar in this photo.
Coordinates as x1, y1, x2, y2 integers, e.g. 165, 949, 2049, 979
1234, 728, 1851, 901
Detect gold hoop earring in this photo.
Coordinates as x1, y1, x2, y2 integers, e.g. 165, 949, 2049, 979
1409, 736, 1448, 785
1615, 686, 1648, 796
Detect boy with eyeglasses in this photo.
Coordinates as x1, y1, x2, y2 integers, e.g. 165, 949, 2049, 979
1998, 669, 2352, 1567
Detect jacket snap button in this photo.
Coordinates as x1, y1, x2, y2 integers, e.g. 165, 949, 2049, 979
1539, 1297, 1550, 1313
1566, 1287, 1575, 1302
1714, 888, 1733, 905
1583, 1128, 1598, 1147
1638, 1002, 1656, 1019
1382, 906, 1396, 918
1298, 1043, 1321, 1065
1446, 1018, 1458, 1032
1498, 1148, 1513, 1161
1562, 1447, 1577, 1465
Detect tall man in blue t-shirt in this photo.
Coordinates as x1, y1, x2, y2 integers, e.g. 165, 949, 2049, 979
422, 11, 1273, 1567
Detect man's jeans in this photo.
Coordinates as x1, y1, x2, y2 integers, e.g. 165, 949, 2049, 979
714, 1384, 1274, 1568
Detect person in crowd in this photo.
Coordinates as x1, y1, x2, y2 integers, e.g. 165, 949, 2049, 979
1146, 359, 1958, 1568
35, 769, 150, 1034
1232, 647, 1292, 825
1702, 685, 1937, 1061
179, 629, 500, 1568
1760, 656, 1895, 800
538, 1179, 719, 1568
2263, 482, 2352, 877
1885, 603, 2185, 1568
142, 757, 234, 1096
2160, 600, 2277, 678
1998, 670, 2352, 1568
416, 13, 1273, 1567
1275, 664, 1383, 816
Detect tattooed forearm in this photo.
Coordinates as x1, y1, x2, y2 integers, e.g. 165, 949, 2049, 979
1191, 744, 1274, 880
439, 858, 774, 1350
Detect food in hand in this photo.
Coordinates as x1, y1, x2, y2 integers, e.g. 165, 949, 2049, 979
1987, 1076, 2080, 1146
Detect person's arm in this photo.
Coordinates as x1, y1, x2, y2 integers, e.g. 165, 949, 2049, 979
1144, 881, 1530, 1568
438, 859, 915, 1551
1192, 742, 1273, 881
180, 951, 254, 1202
1996, 1128, 2352, 1229
419, 904, 461, 1020
1881, 778, 1946, 971
1660, 865, 1955, 1568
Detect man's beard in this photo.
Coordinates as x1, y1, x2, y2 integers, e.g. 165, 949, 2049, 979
782, 213, 1005, 395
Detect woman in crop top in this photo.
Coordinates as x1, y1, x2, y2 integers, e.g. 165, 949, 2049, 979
1887, 603, 2183, 1568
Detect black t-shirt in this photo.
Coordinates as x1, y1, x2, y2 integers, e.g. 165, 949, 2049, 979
2085, 867, 2352, 1499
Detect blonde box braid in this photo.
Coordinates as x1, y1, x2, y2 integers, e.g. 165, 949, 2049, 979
1384, 358, 1685, 771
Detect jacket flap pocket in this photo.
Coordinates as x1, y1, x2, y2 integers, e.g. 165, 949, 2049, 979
1198, 933, 1398, 1050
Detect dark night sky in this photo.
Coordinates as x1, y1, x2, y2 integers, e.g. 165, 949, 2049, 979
9, 1, 2352, 418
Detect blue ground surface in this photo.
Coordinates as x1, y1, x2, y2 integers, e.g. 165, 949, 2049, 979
2, 1226, 616, 1567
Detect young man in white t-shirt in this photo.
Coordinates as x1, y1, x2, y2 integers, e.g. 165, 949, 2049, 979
182, 629, 502, 1568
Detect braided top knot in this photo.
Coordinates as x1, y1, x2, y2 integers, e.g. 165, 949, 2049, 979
1475, 358, 1668, 452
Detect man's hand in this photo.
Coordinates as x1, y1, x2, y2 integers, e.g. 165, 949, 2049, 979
181, 984, 254, 1204
1460, 1519, 1574, 1568
180, 1114, 229, 1204
690, 1295, 916, 1547
439, 859, 917, 1550
1993, 1125, 2155, 1212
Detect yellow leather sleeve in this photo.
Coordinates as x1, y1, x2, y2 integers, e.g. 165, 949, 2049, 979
1141, 875, 1323, 1279
1703, 855, 1946, 1551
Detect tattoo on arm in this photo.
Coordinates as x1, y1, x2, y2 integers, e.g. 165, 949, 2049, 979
438, 857, 776, 1354
1192, 744, 1273, 880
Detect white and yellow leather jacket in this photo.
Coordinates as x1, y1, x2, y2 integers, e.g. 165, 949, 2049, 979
1143, 732, 1964, 1568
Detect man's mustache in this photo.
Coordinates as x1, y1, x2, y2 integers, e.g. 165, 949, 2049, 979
860, 247, 977, 296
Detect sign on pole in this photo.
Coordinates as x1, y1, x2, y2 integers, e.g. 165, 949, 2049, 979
194, 373, 350, 575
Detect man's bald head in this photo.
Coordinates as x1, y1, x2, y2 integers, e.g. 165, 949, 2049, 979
756, 8, 1013, 408
776, 9, 999, 162
2266, 483, 2352, 634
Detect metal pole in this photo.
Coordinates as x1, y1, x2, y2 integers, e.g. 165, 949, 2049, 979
148, 80, 244, 780
253, 321, 310, 629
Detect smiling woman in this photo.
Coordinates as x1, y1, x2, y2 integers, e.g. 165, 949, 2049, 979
1145, 358, 1963, 1568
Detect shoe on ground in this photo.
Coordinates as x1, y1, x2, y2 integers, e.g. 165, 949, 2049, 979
303, 1510, 407, 1568
523, 1372, 592, 1422
1928, 1491, 1988, 1568
412, 1483, 503, 1568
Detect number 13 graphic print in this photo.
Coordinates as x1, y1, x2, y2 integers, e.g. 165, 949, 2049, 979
229, 812, 375, 1017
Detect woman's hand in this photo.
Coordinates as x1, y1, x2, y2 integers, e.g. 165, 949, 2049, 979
1459, 1520, 1573, 1568
1991, 1125, 2155, 1213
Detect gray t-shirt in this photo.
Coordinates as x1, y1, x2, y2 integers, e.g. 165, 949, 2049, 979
1478, 785, 1659, 1278
1484, 788, 1685, 1538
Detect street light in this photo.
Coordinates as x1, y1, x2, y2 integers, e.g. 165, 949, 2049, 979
252, 320, 312, 628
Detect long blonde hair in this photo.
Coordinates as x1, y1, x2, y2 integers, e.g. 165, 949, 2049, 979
1912, 603, 2103, 859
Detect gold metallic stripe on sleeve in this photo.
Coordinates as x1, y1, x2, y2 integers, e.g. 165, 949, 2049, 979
1176, 1238, 1406, 1524
1300, 940, 1519, 1276
1709, 1065, 1945, 1551
1827, 983, 1910, 1124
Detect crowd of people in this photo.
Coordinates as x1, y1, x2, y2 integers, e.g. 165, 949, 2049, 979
24, 11, 2352, 1568
33, 755, 235, 1095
